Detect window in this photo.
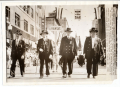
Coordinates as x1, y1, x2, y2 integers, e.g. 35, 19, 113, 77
15, 13, 20, 27
6, 6, 10, 22
30, 7, 33, 18
30, 24, 34, 35
24, 19, 28, 32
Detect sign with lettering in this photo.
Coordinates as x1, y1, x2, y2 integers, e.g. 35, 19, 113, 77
49, 26, 62, 31
74, 9, 81, 20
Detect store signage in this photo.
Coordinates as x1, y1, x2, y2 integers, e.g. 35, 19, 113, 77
49, 26, 62, 31
74, 9, 81, 20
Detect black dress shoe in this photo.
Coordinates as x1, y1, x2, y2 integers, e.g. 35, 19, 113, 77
93, 76, 95, 79
39, 76, 43, 79
68, 75, 71, 78
87, 75, 90, 78
9, 75, 15, 78
62, 74, 67, 78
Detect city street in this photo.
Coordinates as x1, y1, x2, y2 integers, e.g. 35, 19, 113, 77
7, 62, 110, 83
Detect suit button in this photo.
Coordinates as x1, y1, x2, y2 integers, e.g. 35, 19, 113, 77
66, 52, 67, 53
66, 49, 67, 50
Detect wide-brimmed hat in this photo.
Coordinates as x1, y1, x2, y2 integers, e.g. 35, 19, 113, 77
40, 30, 48, 35
65, 28, 73, 32
15, 30, 22, 35
89, 28, 98, 32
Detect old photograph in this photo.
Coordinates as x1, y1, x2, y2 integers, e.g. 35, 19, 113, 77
2, 1, 118, 85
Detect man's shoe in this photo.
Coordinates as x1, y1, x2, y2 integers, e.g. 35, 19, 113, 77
87, 74, 90, 78
21, 75, 24, 77
62, 74, 67, 78
68, 75, 71, 78
9, 75, 14, 78
93, 76, 95, 79
46, 75, 49, 77
39, 76, 43, 79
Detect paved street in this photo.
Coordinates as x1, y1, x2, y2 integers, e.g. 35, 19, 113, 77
6, 62, 112, 83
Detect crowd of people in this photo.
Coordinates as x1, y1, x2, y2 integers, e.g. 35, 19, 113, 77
7, 27, 106, 79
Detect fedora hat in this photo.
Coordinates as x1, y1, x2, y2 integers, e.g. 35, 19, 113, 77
65, 28, 73, 32
40, 30, 48, 35
89, 28, 98, 32
15, 30, 22, 35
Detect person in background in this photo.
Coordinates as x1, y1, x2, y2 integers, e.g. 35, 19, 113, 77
37, 30, 53, 79
52, 43, 60, 72
59, 28, 77, 78
9, 30, 26, 78
83, 28, 103, 79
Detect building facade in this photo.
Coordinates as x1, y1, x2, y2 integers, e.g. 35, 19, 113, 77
6, 5, 45, 48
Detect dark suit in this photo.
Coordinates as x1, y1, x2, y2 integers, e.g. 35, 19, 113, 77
83, 36, 103, 76
10, 39, 25, 77
60, 36, 77, 75
37, 38, 53, 76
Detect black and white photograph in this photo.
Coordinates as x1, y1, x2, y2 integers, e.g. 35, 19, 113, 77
2, 1, 118, 85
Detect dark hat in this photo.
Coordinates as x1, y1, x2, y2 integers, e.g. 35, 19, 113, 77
89, 28, 98, 32
15, 30, 22, 35
65, 28, 73, 32
40, 30, 48, 35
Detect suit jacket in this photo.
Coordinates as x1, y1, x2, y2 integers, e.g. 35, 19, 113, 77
37, 38, 53, 59
60, 36, 77, 58
83, 36, 103, 62
11, 39, 26, 59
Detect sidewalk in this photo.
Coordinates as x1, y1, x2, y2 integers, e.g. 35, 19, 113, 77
7, 62, 111, 83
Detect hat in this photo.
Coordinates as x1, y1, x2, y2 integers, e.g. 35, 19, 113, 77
89, 28, 98, 32
15, 30, 22, 35
40, 30, 48, 35
65, 28, 73, 32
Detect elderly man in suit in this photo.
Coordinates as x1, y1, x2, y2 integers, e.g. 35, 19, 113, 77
9, 30, 26, 78
37, 30, 53, 79
83, 28, 103, 78
60, 28, 77, 78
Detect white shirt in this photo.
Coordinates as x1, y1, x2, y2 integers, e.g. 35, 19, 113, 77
16, 39, 19, 46
92, 37, 95, 48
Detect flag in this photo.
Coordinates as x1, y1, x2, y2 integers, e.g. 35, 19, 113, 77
58, 7, 60, 19
94, 8, 97, 19
60, 8, 63, 19
78, 36, 81, 51
55, 7, 59, 19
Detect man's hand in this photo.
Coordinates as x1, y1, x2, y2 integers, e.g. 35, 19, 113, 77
39, 48, 43, 52
75, 56, 78, 60
59, 55, 62, 58
49, 54, 52, 59
83, 54, 85, 58
85, 59, 87, 62
21, 55, 24, 59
